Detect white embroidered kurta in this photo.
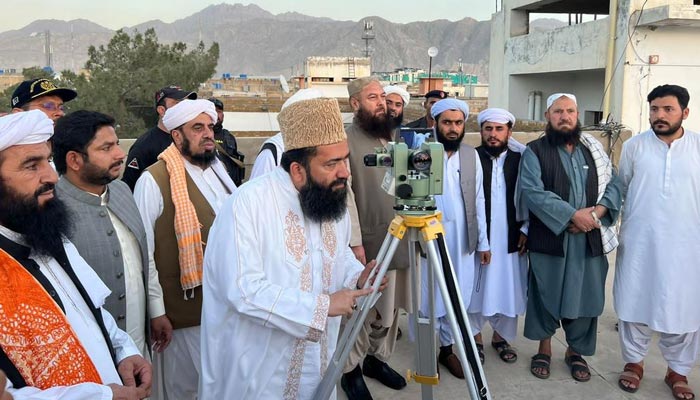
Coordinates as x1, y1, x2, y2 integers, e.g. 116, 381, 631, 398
199, 168, 365, 400
421, 149, 489, 318
614, 129, 700, 334
468, 151, 527, 318
0, 228, 141, 400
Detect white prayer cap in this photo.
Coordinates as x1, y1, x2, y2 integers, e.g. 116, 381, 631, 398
282, 88, 323, 110
384, 85, 410, 106
430, 98, 469, 120
0, 110, 53, 152
477, 108, 516, 127
162, 99, 217, 132
546, 93, 577, 110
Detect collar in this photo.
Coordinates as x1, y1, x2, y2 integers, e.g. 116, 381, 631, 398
57, 177, 110, 207
0, 225, 31, 259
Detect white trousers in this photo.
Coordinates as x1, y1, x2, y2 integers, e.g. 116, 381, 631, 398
468, 313, 519, 343
618, 320, 700, 376
153, 326, 201, 400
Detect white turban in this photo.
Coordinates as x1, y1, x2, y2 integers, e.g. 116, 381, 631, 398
430, 98, 469, 120
546, 93, 577, 110
384, 85, 410, 106
162, 99, 217, 132
282, 88, 323, 110
0, 110, 53, 152
477, 108, 516, 127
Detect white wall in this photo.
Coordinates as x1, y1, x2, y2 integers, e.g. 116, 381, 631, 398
222, 112, 355, 131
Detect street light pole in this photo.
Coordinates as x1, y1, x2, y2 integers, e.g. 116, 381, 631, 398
428, 47, 438, 93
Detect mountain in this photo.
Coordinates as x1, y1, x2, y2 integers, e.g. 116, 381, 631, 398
0, 3, 566, 82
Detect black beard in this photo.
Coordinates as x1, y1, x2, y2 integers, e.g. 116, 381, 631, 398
182, 135, 216, 168
81, 158, 123, 186
545, 121, 582, 147
0, 180, 72, 258
356, 107, 393, 140
436, 127, 465, 152
389, 112, 404, 130
482, 141, 508, 158
298, 169, 348, 223
651, 119, 683, 137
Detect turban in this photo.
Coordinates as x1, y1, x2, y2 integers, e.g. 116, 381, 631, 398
162, 99, 217, 132
384, 85, 410, 106
282, 88, 323, 110
347, 76, 381, 98
0, 110, 53, 152
430, 98, 469, 120
278, 98, 347, 151
546, 93, 577, 110
477, 108, 516, 127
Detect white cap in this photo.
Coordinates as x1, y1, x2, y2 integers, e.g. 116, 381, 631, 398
383, 85, 410, 106
546, 93, 577, 110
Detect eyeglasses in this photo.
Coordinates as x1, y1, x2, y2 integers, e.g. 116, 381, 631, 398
33, 102, 65, 112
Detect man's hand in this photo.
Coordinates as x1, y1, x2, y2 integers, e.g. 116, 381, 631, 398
351, 245, 367, 265
108, 384, 147, 400
517, 233, 528, 256
357, 260, 389, 291
150, 315, 173, 352
570, 207, 598, 232
117, 355, 152, 397
328, 288, 374, 317
0, 371, 13, 400
479, 251, 491, 265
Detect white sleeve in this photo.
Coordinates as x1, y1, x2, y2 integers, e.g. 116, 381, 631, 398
618, 140, 634, 200
102, 307, 140, 363
474, 150, 490, 252
132, 172, 166, 318
6, 381, 112, 400
249, 149, 277, 180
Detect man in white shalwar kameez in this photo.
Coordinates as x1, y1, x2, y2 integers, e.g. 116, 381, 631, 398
0, 111, 151, 400
419, 98, 491, 379
615, 84, 700, 400
468, 108, 528, 364
200, 97, 381, 400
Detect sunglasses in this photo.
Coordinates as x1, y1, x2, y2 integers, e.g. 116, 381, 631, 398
34, 102, 65, 112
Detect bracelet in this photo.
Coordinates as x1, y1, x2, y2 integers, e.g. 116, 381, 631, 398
590, 211, 601, 226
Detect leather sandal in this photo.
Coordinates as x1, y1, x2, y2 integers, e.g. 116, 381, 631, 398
491, 340, 517, 363
618, 363, 643, 393
530, 353, 551, 379
665, 370, 696, 400
565, 354, 591, 382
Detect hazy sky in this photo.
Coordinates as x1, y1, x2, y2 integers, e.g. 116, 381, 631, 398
0, 1, 502, 33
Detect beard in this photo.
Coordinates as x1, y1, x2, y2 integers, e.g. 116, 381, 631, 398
651, 118, 683, 137
389, 112, 404, 130
81, 158, 123, 186
545, 121, 582, 147
436, 126, 466, 152
482, 139, 508, 158
298, 169, 349, 223
356, 107, 393, 141
0, 180, 72, 258
182, 135, 216, 168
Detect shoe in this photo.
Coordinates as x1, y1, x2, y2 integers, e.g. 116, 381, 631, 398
362, 355, 407, 390
438, 346, 465, 379
341, 365, 373, 400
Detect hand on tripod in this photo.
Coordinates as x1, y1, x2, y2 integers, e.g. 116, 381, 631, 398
357, 260, 389, 291
329, 288, 373, 317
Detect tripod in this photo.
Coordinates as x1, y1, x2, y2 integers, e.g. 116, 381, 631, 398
314, 212, 491, 400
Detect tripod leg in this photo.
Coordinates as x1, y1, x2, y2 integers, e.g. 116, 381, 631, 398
424, 238, 491, 400
313, 230, 402, 400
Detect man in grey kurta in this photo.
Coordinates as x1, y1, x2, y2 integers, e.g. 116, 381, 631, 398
517, 93, 622, 382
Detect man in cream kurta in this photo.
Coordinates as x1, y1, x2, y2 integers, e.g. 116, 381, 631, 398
200, 97, 375, 400
615, 84, 700, 399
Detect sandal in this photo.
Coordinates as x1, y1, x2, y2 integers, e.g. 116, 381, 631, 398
565, 354, 591, 382
618, 363, 643, 393
665, 370, 696, 400
491, 340, 518, 363
476, 343, 485, 364
530, 353, 551, 379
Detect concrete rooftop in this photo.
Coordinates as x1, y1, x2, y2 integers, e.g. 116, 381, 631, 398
337, 250, 700, 400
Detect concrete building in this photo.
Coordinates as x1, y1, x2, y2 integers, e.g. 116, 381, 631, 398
300, 56, 371, 97
489, 0, 700, 132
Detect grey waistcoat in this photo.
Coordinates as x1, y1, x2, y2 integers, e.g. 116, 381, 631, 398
56, 177, 150, 332
457, 142, 479, 254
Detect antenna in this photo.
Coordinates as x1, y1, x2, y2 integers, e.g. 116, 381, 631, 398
362, 20, 375, 58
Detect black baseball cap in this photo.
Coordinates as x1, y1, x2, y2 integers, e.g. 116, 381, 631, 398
11, 78, 78, 109
154, 85, 197, 108
208, 97, 224, 110
425, 90, 448, 100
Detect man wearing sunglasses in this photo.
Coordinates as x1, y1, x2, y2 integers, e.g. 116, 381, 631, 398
10, 78, 77, 123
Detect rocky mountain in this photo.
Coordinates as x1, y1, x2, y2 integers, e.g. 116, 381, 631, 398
0, 3, 566, 82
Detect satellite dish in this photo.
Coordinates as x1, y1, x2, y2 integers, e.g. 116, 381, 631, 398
428, 47, 439, 58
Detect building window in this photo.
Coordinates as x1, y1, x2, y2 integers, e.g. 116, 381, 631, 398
584, 111, 604, 125
311, 77, 334, 82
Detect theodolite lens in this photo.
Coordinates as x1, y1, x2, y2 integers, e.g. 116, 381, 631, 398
410, 151, 432, 171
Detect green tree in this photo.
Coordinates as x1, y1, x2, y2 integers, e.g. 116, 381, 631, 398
61, 28, 219, 137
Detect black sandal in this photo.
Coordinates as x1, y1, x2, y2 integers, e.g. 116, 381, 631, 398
530, 353, 551, 379
565, 354, 591, 382
491, 340, 518, 363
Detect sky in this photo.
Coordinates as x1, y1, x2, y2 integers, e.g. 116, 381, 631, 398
0, 1, 503, 33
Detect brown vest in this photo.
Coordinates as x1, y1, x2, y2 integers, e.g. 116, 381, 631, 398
148, 161, 216, 330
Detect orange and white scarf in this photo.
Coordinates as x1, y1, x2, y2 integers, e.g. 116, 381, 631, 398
0, 249, 102, 389
158, 144, 204, 295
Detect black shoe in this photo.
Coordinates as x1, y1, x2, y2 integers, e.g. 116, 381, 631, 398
341, 365, 373, 400
362, 355, 407, 390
